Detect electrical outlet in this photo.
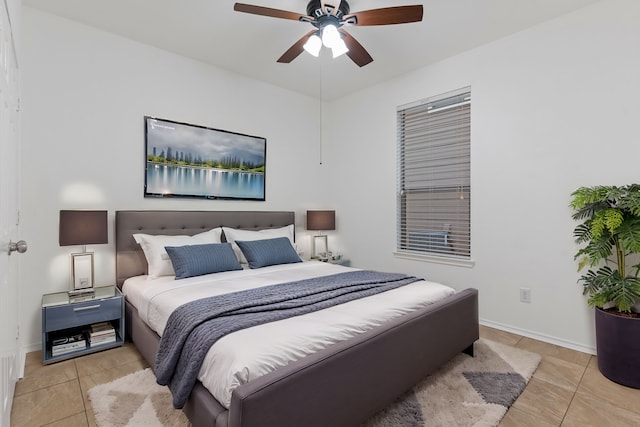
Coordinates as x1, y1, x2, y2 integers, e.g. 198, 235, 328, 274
520, 288, 531, 303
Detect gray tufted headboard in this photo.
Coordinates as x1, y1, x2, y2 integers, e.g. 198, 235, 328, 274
115, 210, 295, 288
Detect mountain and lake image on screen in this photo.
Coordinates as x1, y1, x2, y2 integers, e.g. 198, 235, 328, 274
144, 117, 266, 201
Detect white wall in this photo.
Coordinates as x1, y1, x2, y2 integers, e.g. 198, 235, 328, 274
323, 0, 640, 352
20, 7, 328, 350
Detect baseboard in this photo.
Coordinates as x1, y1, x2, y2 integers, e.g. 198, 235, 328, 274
480, 318, 596, 355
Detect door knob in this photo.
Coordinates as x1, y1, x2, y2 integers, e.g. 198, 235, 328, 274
8, 240, 27, 255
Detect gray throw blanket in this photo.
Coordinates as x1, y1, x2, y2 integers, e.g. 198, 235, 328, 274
154, 270, 422, 408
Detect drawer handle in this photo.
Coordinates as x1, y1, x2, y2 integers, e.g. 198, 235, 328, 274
73, 304, 101, 312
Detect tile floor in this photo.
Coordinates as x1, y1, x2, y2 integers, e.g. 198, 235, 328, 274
10, 343, 149, 427
10, 326, 640, 426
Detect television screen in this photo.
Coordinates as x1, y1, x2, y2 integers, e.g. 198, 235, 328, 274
144, 116, 266, 201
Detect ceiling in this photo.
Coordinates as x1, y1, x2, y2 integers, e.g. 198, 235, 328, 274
23, 0, 600, 100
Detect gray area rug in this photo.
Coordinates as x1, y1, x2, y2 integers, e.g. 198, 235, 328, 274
88, 338, 540, 427
362, 338, 541, 427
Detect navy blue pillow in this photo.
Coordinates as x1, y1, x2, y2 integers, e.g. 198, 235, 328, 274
235, 237, 302, 269
165, 243, 242, 279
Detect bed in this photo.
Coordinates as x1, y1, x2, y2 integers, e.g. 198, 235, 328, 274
115, 210, 479, 427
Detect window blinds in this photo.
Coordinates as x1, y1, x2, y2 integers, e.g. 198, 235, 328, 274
397, 88, 471, 258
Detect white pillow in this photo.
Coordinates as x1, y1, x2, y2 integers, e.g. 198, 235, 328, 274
193, 228, 224, 244
222, 225, 295, 264
133, 228, 223, 277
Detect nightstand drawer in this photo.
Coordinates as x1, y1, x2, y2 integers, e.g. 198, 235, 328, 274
43, 297, 122, 332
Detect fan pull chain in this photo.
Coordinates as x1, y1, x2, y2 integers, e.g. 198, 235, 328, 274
319, 60, 323, 165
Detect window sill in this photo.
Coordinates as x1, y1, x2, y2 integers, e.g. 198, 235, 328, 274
393, 251, 475, 268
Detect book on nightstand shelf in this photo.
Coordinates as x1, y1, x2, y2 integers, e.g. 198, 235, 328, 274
51, 333, 87, 356
87, 322, 117, 346
52, 340, 87, 356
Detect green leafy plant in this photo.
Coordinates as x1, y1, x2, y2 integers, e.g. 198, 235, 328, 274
570, 184, 640, 312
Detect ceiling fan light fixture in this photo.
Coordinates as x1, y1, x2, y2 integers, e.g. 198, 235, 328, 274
321, 24, 341, 48
331, 38, 349, 58
303, 33, 322, 57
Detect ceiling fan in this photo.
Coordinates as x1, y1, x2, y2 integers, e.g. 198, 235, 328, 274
233, 0, 423, 67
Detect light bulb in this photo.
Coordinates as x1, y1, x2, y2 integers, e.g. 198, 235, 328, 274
303, 34, 322, 57
331, 38, 349, 58
322, 24, 341, 48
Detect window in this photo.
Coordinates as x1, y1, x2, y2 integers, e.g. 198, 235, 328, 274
396, 88, 471, 261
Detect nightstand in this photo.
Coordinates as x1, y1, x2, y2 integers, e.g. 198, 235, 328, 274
311, 257, 351, 267
41, 285, 124, 364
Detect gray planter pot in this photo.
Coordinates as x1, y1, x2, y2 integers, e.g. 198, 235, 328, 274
595, 307, 640, 389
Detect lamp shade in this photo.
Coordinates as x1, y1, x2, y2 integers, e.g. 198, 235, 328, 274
321, 24, 341, 49
306, 210, 336, 231
59, 210, 108, 246
303, 33, 322, 57
331, 38, 349, 58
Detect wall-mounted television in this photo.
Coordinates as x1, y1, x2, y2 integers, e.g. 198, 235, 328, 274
144, 116, 266, 201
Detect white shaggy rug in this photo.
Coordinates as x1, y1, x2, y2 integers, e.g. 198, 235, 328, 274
88, 338, 540, 427
88, 368, 190, 427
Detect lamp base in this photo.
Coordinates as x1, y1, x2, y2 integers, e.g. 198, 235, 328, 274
312, 235, 329, 259
70, 252, 95, 293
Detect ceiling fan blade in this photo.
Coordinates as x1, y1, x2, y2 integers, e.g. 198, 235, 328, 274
344, 5, 423, 26
321, 0, 342, 16
234, 3, 311, 21
339, 29, 373, 67
277, 30, 316, 63
332, 1, 342, 15
316, 0, 342, 15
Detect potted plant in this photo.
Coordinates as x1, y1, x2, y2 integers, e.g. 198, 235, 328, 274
570, 184, 640, 388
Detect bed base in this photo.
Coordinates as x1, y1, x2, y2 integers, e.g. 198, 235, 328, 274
126, 288, 478, 427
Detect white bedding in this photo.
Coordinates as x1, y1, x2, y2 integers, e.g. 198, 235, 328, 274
123, 261, 455, 408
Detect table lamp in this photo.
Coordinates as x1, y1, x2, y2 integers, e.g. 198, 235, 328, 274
306, 210, 335, 259
59, 210, 108, 294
